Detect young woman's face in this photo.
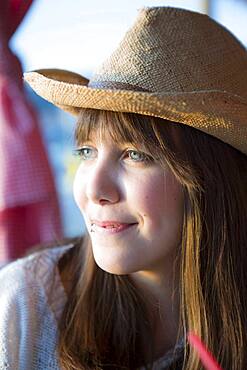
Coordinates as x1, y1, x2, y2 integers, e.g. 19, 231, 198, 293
73, 131, 184, 275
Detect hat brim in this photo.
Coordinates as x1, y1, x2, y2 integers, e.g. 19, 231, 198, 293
24, 69, 247, 156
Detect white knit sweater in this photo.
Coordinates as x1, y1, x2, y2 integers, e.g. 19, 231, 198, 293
0, 245, 183, 370
0, 245, 71, 370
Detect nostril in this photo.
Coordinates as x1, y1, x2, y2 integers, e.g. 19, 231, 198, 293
99, 198, 113, 205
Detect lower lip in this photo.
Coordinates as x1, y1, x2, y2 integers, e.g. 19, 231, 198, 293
91, 223, 137, 235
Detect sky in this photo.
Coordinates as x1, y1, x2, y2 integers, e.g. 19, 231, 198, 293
10, 0, 247, 78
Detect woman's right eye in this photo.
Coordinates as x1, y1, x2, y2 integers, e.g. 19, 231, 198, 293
73, 146, 97, 160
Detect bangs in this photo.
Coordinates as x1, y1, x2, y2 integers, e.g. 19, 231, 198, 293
74, 109, 175, 157
75, 109, 140, 145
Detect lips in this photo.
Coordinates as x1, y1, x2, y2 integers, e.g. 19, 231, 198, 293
90, 220, 137, 234
93, 220, 132, 227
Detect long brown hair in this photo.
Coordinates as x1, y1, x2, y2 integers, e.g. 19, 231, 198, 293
58, 109, 247, 369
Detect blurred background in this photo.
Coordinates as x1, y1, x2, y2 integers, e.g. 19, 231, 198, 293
1, 0, 247, 260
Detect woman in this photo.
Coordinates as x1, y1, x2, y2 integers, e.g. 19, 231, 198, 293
1, 6, 247, 370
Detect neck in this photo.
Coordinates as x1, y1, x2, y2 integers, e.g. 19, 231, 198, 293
130, 261, 181, 357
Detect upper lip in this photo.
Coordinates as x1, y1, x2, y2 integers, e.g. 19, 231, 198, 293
91, 220, 137, 227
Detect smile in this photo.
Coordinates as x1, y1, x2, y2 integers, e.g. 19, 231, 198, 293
90, 221, 138, 235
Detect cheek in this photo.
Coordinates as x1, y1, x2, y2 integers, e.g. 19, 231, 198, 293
134, 172, 183, 230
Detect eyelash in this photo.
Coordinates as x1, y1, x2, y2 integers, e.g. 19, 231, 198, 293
124, 150, 153, 162
73, 147, 96, 160
73, 147, 153, 163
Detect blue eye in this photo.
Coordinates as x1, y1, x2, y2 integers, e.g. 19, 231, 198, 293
125, 150, 153, 162
73, 146, 97, 160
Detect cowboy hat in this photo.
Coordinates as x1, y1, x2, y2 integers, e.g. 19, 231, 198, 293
24, 7, 247, 155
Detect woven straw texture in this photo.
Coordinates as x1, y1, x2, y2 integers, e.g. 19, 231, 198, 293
24, 7, 247, 155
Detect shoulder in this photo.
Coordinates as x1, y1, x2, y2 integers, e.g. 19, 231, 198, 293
0, 243, 75, 319
0, 243, 74, 370
0, 243, 73, 292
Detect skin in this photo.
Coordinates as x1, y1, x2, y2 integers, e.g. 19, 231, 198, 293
73, 131, 184, 354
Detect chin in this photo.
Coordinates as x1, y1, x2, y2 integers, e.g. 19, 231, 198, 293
93, 253, 137, 276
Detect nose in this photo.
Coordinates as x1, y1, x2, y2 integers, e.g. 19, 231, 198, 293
86, 160, 120, 205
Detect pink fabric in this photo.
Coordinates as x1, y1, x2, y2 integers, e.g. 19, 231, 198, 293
0, 0, 63, 261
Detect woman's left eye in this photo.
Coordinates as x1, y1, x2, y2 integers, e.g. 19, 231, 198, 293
124, 150, 153, 163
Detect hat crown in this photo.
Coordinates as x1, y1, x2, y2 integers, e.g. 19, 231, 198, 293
89, 7, 247, 98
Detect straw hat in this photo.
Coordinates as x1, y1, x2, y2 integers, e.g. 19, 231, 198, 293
24, 7, 247, 155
